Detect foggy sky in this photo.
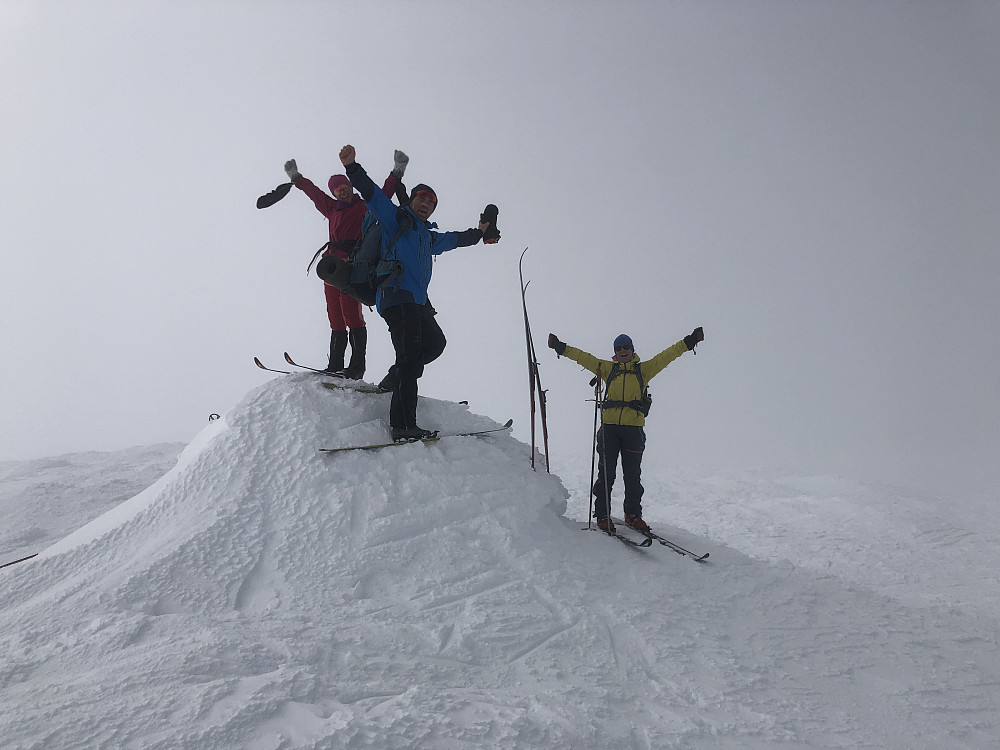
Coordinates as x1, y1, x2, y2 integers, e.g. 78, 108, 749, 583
2, 1, 998, 504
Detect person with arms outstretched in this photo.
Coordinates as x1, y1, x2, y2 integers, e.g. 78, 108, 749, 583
548, 327, 704, 533
282, 150, 408, 377
339, 144, 499, 441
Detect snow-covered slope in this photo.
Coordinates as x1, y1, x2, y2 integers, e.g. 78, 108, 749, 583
2, 374, 998, 749
0, 443, 184, 567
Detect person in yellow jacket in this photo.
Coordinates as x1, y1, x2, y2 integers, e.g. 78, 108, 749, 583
547, 327, 704, 534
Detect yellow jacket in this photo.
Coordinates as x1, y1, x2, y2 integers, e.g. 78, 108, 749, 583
562, 340, 689, 426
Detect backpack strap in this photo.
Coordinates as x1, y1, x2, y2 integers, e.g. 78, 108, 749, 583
605, 361, 643, 391
600, 360, 651, 416
375, 207, 414, 294
382, 207, 412, 258
305, 241, 331, 275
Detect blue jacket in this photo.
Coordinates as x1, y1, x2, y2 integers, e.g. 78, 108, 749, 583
346, 162, 483, 314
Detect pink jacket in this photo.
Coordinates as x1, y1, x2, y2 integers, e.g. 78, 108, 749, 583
294, 173, 400, 259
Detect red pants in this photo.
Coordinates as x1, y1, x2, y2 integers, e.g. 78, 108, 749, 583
324, 283, 365, 330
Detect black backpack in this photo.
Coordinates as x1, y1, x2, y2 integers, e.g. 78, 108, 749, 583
316, 207, 412, 307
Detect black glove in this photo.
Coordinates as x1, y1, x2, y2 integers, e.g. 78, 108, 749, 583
683, 326, 704, 351
481, 204, 500, 244
548, 333, 566, 355
256, 182, 292, 209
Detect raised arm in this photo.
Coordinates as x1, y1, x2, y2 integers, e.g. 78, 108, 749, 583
284, 158, 335, 216
641, 327, 704, 379
547, 334, 608, 378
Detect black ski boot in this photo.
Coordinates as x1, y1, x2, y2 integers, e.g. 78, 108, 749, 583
325, 330, 349, 375
343, 327, 367, 380
481, 204, 500, 243
377, 365, 399, 393
391, 426, 437, 442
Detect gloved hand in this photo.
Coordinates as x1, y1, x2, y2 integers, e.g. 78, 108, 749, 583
392, 150, 409, 178
284, 159, 301, 181
548, 333, 566, 355
683, 326, 704, 351
480, 204, 500, 244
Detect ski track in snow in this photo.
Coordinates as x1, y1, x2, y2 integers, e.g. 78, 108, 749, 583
1, 373, 999, 749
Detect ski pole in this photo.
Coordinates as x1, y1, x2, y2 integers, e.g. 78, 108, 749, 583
595, 365, 613, 525
588, 364, 602, 529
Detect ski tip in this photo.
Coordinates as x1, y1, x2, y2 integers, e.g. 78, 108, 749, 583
283, 352, 294, 364
253, 357, 265, 369
501, 418, 514, 429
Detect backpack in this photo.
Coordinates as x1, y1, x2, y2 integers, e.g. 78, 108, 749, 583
601, 360, 653, 416
315, 207, 412, 307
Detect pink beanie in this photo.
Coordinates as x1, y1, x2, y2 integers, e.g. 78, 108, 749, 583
328, 175, 351, 193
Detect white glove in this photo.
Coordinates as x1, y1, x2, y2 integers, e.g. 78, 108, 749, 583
284, 159, 301, 181
392, 150, 409, 178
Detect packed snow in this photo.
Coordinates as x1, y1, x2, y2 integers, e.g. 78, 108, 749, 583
2, 373, 999, 749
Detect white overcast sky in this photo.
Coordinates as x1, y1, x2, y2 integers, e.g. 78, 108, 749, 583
2, 1, 998, 503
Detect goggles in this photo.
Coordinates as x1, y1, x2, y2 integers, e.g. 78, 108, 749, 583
412, 189, 437, 205
614, 345, 632, 352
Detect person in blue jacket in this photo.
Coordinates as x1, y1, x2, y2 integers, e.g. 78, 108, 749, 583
338, 144, 496, 441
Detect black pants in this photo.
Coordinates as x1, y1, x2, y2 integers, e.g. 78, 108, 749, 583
593, 424, 646, 519
381, 302, 446, 429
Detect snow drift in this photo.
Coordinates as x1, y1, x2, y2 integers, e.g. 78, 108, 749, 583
2, 374, 999, 749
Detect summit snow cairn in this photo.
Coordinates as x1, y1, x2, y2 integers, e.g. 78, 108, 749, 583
518, 248, 549, 471
548, 327, 707, 554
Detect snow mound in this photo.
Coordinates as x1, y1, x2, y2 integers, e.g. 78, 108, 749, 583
3, 375, 1000, 749
0, 375, 588, 748
18, 374, 569, 609
0, 443, 183, 566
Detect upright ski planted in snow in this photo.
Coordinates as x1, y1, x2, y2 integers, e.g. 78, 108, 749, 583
519, 248, 550, 471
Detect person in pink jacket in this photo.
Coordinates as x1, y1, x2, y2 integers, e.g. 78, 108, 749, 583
282, 150, 408, 378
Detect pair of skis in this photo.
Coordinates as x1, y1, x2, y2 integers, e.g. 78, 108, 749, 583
254, 352, 328, 377
320, 419, 514, 453
258, 352, 509, 451
255, 353, 386, 393
588, 525, 652, 549
519, 248, 550, 472
595, 517, 710, 561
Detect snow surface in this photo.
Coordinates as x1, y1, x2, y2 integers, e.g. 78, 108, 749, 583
2, 373, 999, 749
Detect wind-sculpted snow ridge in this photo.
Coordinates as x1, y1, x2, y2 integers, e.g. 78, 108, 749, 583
2, 374, 1000, 749
0, 443, 184, 567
